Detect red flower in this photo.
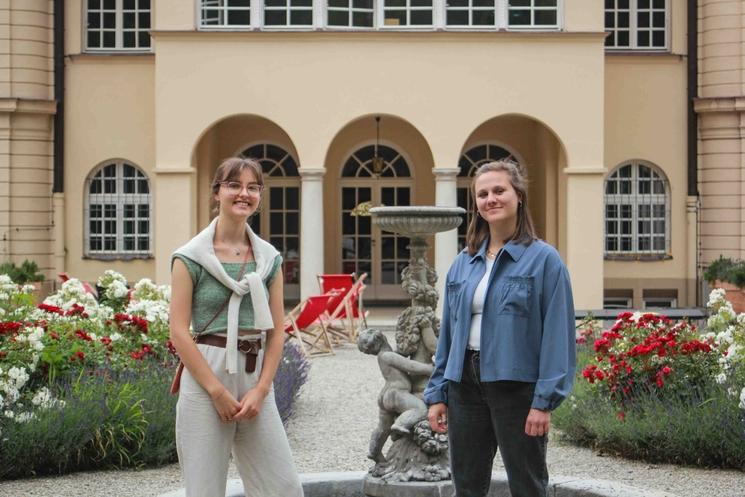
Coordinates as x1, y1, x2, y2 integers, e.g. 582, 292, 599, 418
65, 303, 89, 318
617, 411, 626, 421
661, 366, 672, 376
0, 321, 21, 335
38, 303, 64, 315
100, 336, 112, 346
75, 329, 92, 341
50, 331, 59, 340
70, 351, 85, 362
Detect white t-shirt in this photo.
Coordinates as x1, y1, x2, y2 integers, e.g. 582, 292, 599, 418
468, 255, 495, 350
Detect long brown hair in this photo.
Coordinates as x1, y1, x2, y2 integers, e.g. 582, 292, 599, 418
465, 159, 537, 255
210, 157, 264, 215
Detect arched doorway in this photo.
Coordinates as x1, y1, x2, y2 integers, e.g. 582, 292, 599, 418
339, 144, 414, 300
240, 143, 301, 299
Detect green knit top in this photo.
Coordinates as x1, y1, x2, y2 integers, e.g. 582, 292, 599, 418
173, 254, 283, 335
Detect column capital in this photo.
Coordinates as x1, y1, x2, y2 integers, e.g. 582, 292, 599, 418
299, 167, 326, 179
432, 167, 460, 179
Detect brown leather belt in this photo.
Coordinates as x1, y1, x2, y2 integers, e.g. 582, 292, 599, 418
195, 334, 261, 373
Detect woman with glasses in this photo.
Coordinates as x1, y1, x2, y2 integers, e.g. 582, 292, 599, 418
169, 157, 303, 497
424, 159, 575, 497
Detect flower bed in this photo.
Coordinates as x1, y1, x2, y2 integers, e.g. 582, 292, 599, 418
554, 291, 745, 468
0, 271, 310, 478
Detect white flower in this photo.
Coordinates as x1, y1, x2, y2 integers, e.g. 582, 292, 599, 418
109, 332, 122, 342
31, 387, 51, 407
739, 387, 745, 410
15, 411, 34, 423
4, 410, 14, 420
715, 372, 728, 384
707, 288, 727, 308
105, 280, 129, 300
21, 284, 36, 294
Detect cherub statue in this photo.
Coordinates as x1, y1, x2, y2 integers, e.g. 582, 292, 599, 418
357, 328, 434, 463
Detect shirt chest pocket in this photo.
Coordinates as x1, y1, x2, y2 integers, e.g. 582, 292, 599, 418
446, 280, 465, 318
496, 276, 532, 317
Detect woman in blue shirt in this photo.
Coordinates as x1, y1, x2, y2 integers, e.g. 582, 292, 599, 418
424, 159, 575, 497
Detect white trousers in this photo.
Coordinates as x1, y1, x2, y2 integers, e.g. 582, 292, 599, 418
176, 342, 304, 497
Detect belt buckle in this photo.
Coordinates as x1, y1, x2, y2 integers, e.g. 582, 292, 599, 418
238, 340, 255, 354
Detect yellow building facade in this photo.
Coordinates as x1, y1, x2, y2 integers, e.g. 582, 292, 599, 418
4, 0, 733, 311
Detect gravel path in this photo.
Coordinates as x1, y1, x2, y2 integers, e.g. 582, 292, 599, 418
1, 337, 744, 497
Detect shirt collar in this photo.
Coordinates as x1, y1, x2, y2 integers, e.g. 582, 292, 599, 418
469, 238, 529, 264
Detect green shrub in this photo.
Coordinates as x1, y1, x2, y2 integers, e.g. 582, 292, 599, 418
0, 260, 44, 285
0, 363, 177, 479
554, 375, 745, 468
704, 256, 745, 288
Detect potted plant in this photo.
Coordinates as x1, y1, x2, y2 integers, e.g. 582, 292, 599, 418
703, 256, 745, 313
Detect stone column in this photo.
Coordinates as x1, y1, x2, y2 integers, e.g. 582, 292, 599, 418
299, 168, 325, 301
564, 168, 605, 310
154, 168, 196, 284
433, 168, 460, 314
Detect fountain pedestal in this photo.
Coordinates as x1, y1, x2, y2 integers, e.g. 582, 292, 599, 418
360, 207, 464, 494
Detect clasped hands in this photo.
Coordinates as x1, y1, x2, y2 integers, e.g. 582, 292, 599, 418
211, 385, 269, 423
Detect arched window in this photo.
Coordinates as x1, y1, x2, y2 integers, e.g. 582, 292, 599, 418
456, 144, 513, 251
604, 161, 670, 255
342, 144, 411, 178
85, 160, 151, 256
240, 144, 301, 288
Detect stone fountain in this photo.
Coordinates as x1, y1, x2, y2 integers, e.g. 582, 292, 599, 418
360, 206, 464, 497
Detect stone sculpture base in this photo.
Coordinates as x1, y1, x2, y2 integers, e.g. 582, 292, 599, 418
363, 477, 455, 497
368, 421, 450, 483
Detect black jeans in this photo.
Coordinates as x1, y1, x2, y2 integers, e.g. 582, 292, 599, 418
448, 350, 548, 497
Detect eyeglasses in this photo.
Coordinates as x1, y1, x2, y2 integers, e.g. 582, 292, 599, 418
217, 181, 263, 196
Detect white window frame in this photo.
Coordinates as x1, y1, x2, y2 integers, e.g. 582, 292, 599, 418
605, 0, 669, 51
642, 296, 677, 309
263, 0, 315, 29
325, 0, 376, 29
603, 297, 632, 310
504, 0, 560, 30
378, 0, 435, 29
84, 0, 152, 52
199, 0, 253, 28
84, 160, 152, 258
197, 0, 562, 30
604, 160, 670, 257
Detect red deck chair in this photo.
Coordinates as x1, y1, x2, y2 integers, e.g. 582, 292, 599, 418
284, 293, 335, 357
317, 273, 369, 343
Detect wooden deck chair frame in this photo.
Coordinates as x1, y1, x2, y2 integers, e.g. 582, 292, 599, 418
284, 293, 335, 357
317, 273, 369, 343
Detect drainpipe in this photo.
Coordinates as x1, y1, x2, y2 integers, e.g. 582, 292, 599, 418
687, 0, 699, 304
52, 0, 66, 279
53, 0, 64, 194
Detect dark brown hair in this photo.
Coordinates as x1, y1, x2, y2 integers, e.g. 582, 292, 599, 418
210, 157, 264, 215
465, 159, 537, 255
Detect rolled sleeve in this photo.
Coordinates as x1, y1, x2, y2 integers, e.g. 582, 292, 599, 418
532, 256, 576, 411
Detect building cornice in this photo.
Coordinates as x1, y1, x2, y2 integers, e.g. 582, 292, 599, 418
694, 96, 745, 114
0, 98, 56, 115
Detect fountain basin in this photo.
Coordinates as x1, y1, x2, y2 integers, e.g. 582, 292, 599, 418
158, 472, 680, 497
369, 206, 465, 236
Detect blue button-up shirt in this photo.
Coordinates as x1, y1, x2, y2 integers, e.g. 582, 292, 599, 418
423, 239, 576, 411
